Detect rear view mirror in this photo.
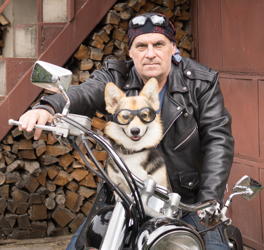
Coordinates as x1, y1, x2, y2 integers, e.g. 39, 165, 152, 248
233, 175, 263, 200
31, 60, 72, 93
31, 61, 72, 116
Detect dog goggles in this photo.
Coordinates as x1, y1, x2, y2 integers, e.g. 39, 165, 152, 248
112, 107, 157, 125
130, 14, 168, 28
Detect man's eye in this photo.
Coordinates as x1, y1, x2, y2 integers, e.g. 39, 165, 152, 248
136, 44, 147, 49
154, 42, 164, 48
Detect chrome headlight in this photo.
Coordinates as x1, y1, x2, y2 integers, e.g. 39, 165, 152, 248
150, 229, 203, 250
136, 219, 204, 250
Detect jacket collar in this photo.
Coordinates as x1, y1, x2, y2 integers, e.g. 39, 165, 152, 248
168, 62, 189, 94
122, 64, 144, 92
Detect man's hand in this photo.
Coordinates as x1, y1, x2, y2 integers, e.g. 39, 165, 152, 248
18, 109, 54, 140
197, 202, 222, 226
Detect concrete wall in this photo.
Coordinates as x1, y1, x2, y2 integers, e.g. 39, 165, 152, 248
43, 0, 67, 23
2, 0, 68, 58
3, 0, 37, 58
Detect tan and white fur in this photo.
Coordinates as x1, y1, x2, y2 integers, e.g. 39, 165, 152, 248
104, 78, 170, 195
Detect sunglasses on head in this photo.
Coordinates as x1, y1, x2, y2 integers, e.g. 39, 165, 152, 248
130, 14, 168, 29
112, 107, 157, 125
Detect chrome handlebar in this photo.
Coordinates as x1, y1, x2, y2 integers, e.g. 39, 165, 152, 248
8, 116, 216, 214
8, 119, 68, 136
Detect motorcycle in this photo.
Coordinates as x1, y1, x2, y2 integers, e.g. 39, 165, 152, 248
8, 61, 263, 250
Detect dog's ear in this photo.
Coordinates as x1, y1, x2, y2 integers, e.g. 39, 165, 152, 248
105, 82, 125, 114
140, 78, 160, 110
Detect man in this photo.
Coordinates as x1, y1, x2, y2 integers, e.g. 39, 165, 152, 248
19, 13, 234, 249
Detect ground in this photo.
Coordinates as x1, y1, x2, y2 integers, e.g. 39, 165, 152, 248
0, 235, 255, 250
0, 235, 72, 250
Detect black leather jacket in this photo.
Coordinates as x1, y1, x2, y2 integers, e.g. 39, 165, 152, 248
41, 57, 234, 204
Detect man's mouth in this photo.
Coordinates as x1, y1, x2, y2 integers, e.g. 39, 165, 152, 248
143, 60, 160, 64
144, 63, 159, 66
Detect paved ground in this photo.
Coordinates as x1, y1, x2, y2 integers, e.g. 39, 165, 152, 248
243, 246, 255, 250
0, 235, 256, 250
0, 235, 72, 250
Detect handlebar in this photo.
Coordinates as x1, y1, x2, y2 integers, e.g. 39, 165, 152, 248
8, 117, 216, 213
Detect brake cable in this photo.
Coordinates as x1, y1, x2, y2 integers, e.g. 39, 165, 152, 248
59, 115, 145, 220
198, 219, 230, 236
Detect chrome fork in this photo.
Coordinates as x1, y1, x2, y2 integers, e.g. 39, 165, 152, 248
100, 201, 127, 250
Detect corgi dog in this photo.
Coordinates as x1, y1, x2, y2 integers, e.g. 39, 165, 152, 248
104, 78, 170, 195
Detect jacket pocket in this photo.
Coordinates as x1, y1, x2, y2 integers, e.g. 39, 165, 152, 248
173, 125, 198, 151
179, 172, 200, 190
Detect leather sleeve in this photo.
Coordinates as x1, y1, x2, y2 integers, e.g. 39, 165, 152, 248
195, 73, 234, 203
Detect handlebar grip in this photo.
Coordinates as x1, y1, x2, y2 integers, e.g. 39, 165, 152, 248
8, 119, 48, 130
8, 119, 22, 127
8, 119, 67, 136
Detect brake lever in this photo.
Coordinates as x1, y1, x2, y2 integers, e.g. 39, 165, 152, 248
198, 202, 226, 227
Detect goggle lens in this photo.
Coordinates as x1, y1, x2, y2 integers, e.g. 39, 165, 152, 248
150, 15, 166, 25
131, 16, 147, 27
138, 108, 156, 123
116, 110, 134, 125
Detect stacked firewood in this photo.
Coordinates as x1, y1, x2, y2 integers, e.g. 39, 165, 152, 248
0, 117, 106, 239
0, 0, 192, 239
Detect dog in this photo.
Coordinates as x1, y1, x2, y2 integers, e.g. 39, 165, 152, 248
104, 78, 170, 195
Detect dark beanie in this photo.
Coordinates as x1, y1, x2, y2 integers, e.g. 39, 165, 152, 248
128, 13, 176, 47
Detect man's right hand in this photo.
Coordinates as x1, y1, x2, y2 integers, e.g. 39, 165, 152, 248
18, 109, 54, 140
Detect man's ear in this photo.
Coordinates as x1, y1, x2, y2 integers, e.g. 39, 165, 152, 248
140, 78, 160, 111
104, 82, 125, 114
128, 49, 133, 59
172, 43, 177, 54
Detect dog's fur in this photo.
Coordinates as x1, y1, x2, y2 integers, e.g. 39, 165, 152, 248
104, 78, 170, 194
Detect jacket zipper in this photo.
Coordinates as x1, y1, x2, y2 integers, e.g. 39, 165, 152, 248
173, 126, 198, 151
161, 111, 183, 140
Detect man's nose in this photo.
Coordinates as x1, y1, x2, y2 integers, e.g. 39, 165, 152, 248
145, 45, 155, 58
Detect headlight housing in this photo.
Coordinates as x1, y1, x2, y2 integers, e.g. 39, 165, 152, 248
150, 229, 203, 250
136, 218, 204, 250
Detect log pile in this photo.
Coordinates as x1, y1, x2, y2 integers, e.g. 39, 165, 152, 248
0, 0, 192, 239
0, 117, 106, 239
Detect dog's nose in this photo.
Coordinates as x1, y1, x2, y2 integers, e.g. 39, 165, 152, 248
130, 127, 140, 136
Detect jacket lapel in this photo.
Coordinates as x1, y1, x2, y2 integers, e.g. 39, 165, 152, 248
161, 63, 188, 138
122, 66, 144, 96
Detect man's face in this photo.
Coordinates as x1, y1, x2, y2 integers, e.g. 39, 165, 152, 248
129, 33, 176, 84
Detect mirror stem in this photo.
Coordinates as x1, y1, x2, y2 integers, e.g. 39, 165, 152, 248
222, 190, 253, 216
59, 85, 70, 116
